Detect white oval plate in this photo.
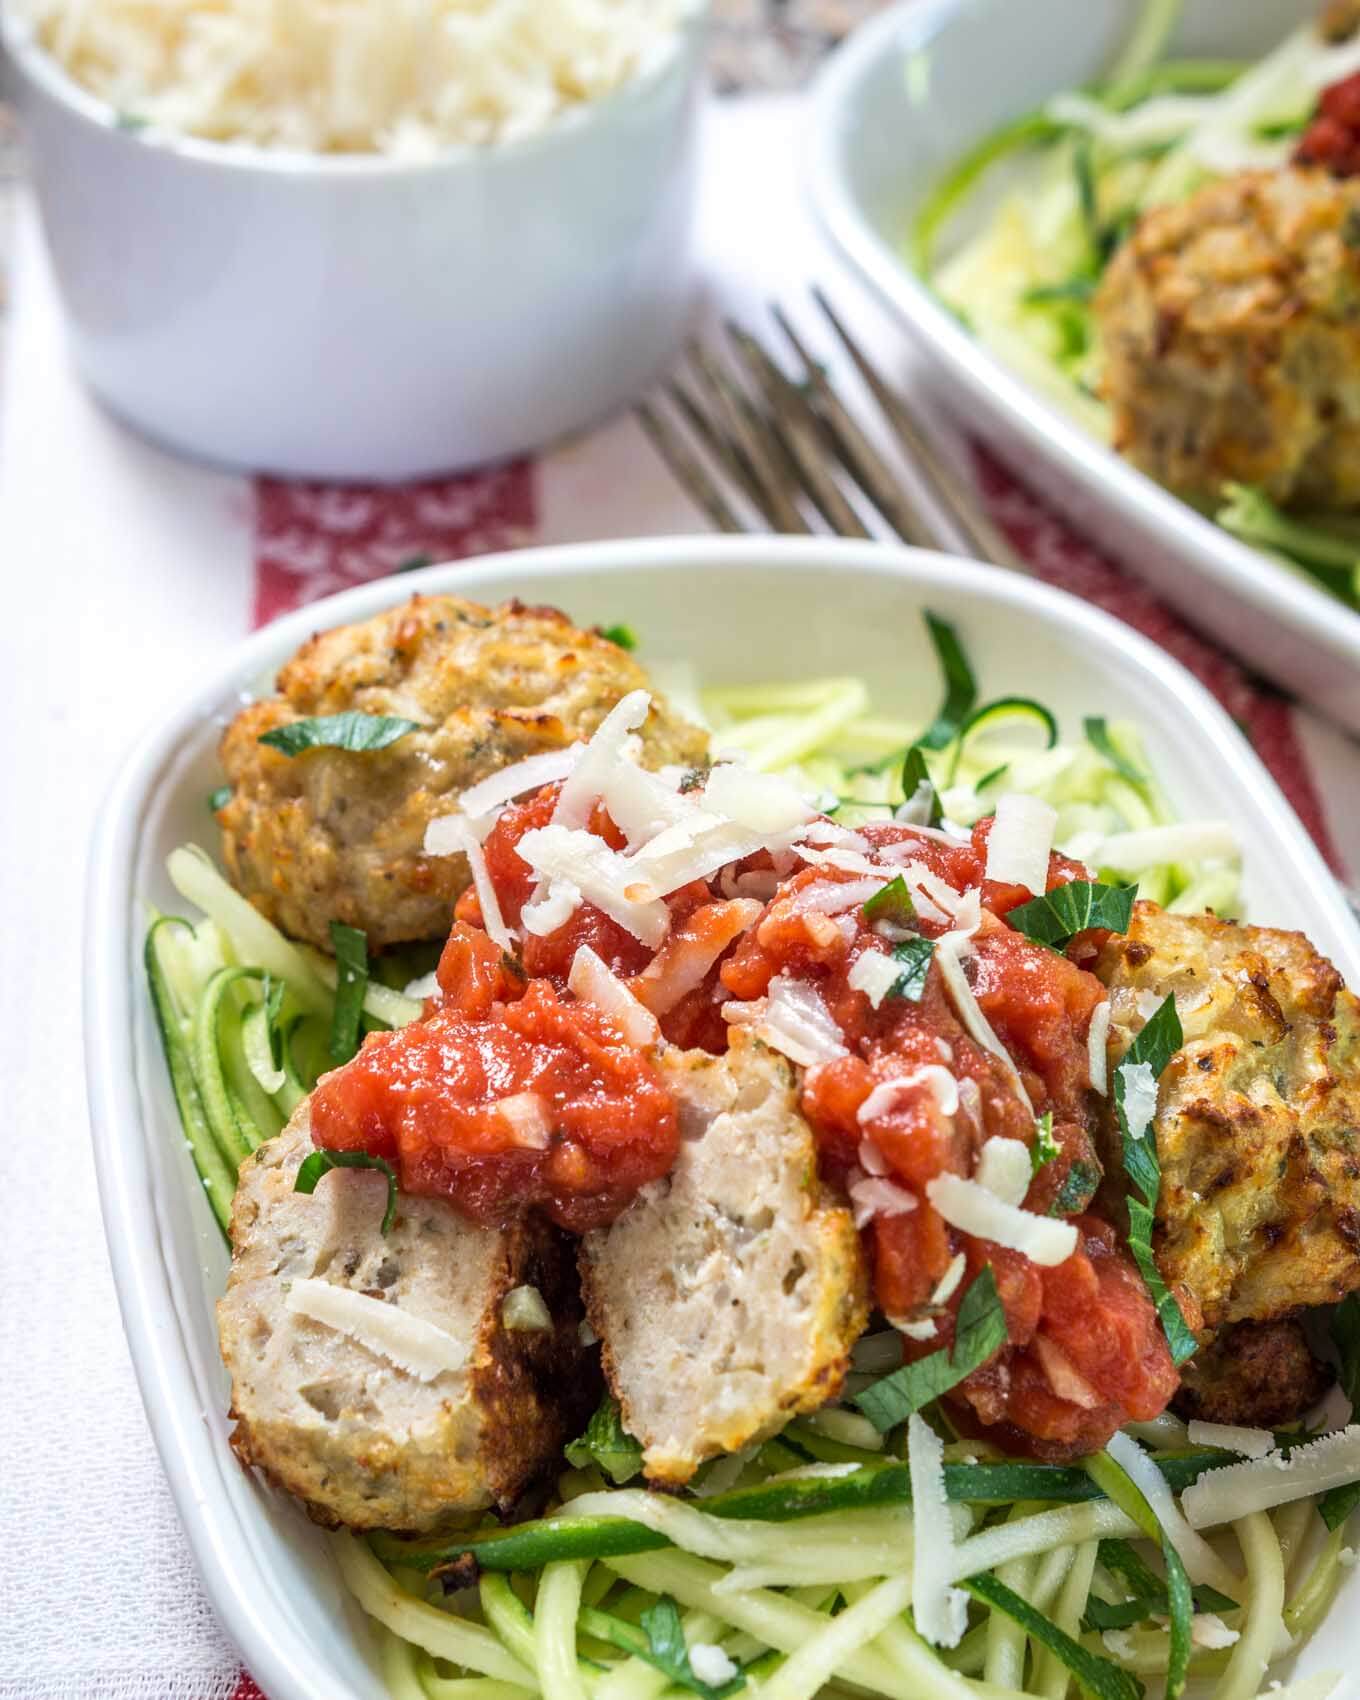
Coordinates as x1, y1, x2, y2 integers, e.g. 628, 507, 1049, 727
85, 536, 1360, 1700
807, 0, 1360, 735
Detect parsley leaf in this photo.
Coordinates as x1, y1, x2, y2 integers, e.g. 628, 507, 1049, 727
1085, 1539, 1235, 1634
1331, 1293, 1360, 1411
853, 1267, 1007, 1431
294, 1148, 398, 1234
963, 1573, 1144, 1700
1049, 1157, 1101, 1217
889, 936, 936, 1002
899, 746, 944, 826
634, 1598, 745, 1699
600, 624, 639, 651
1032, 1112, 1060, 1175
917, 612, 978, 751
564, 1394, 644, 1484
208, 784, 232, 813
1084, 717, 1146, 788
1008, 881, 1136, 950
1128, 1198, 1199, 1365
259, 711, 420, 758
328, 921, 370, 1066
864, 875, 916, 928
1112, 996, 1197, 1363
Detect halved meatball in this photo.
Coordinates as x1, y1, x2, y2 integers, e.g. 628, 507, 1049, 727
1097, 903, 1360, 1336
1095, 168, 1360, 508
217, 595, 708, 951
218, 1104, 589, 1533
580, 1038, 869, 1486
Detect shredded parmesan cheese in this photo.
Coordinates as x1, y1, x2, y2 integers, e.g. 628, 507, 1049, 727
926, 1173, 1077, 1267
934, 933, 1034, 1114
985, 794, 1057, 895
455, 746, 582, 824
908, 1413, 969, 1648
1182, 1427, 1360, 1528
847, 948, 903, 1010
848, 1174, 919, 1229
755, 975, 847, 1067
286, 1279, 468, 1381
1117, 1059, 1159, 1141
568, 945, 660, 1047
423, 813, 514, 950
1185, 1420, 1275, 1460
1087, 1000, 1111, 1096
975, 1136, 1032, 1207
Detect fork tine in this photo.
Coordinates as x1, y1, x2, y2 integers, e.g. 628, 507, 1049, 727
812, 287, 1030, 573
770, 303, 936, 550
722, 321, 872, 541
687, 341, 812, 535
664, 376, 768, 517
635, 399, 744, 534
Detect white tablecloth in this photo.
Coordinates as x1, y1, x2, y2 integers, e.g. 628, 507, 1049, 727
2, 91, 1356, 1700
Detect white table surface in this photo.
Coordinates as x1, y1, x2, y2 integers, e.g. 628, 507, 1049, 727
2, 89, 1357, 1700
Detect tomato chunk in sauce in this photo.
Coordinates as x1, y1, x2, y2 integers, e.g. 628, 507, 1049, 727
310, 923, 678, 1232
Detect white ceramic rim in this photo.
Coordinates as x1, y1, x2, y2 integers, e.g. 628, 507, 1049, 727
804, 0, 1360, 676
1, 0, 709, 178
84, 534, 1360, 1700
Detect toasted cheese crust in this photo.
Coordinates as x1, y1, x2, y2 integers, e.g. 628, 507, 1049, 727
218, 1104, 588, 1533
217, 594, 708, 951
1098, 903, 1360, 1336
580, 1038, 869, 1486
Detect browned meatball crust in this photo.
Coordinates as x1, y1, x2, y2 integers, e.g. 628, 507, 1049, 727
217, 595, 708, 951
1173, 1318, 1332, 1429
1097, 903, 1360, 1338
1095, 168, 1360, 509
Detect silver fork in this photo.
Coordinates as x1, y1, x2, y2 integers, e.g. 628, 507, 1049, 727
636, 287, 1029, 573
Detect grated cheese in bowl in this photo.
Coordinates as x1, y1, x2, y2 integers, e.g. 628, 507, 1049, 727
12, 0, 696, 156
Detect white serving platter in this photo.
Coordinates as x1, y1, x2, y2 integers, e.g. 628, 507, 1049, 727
85, 535, 1360, 1700
807, 0, 1360, 734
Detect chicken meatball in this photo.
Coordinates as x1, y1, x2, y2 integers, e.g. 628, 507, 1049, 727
219, 1104, 589, 1533
581, 1038, 869, 1485
1095, 168, 1360, 508
217, 595, 709, 952
1097, 903, 1360, 1337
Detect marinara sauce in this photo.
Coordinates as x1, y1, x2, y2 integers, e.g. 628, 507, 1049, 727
309, 921, 678, 1233
719, 819, 1179, 1458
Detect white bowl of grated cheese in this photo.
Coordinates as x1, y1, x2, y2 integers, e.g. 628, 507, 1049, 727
0, 0, 707, 480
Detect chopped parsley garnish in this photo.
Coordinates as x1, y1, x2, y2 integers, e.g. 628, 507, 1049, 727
1319, 1296, 1360, 1528
917, 612, 978, 751
1049, 1158, 1101, 1217
564, 1394, 644, 1484
1083, 1539, 1235, 1633
600, 624, 639, 651
1083, 716, 1146, 788
1114, 995, 1197, 1364
207, 784, 232, 813
1032, 1112, 1060, 1175
888, 936, 936, 1003
1008, 880, 1136, 950
853, 1267, 1007, 1431
294, 1148, 398, 1234
395, 552, 434, 574
579, 1597, 744, 1699
259, 711, 420, 758
863, 875, 916, 928
328, 921, 370, 1066
899, 745, 943, 826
